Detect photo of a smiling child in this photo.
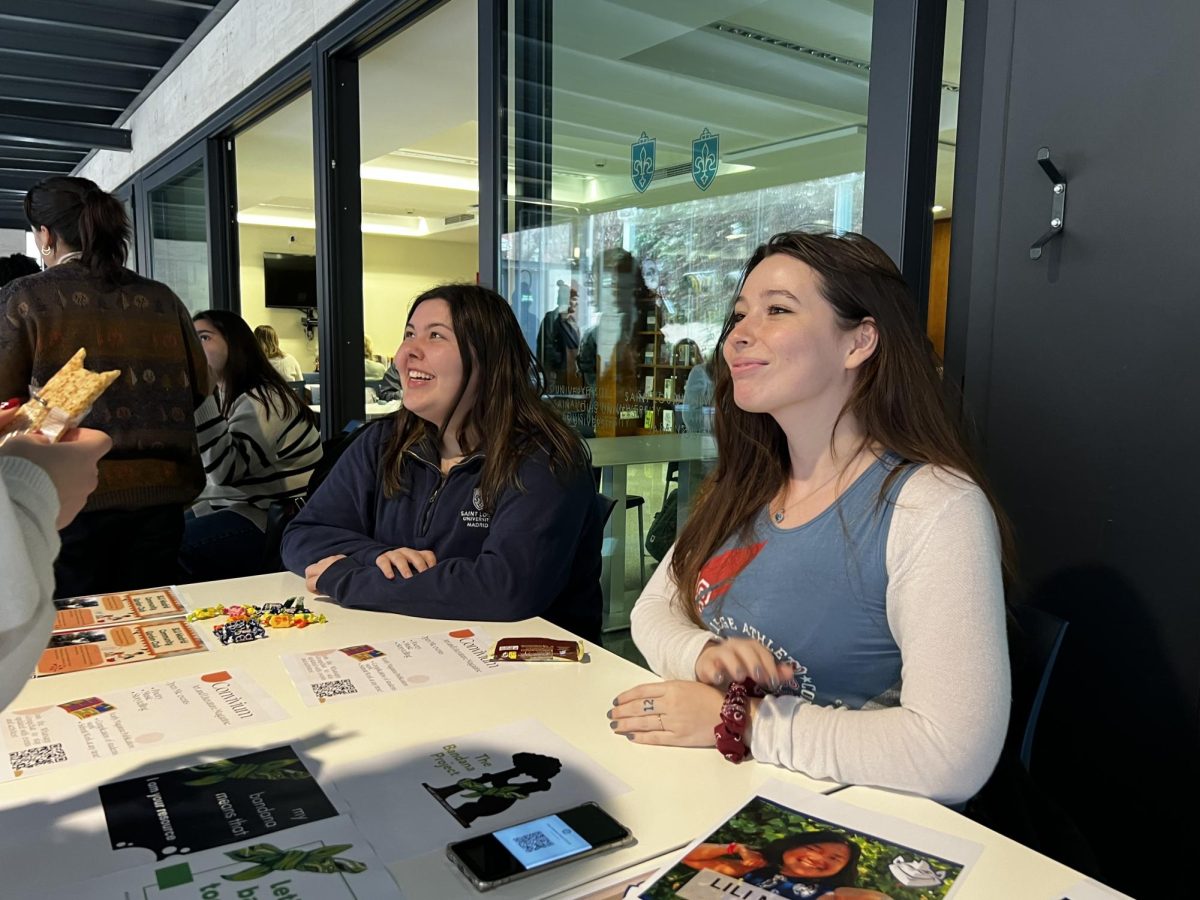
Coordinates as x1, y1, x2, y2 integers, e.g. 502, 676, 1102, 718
639, 795, 965, 900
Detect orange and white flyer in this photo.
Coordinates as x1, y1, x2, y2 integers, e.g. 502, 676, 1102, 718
51, 586, 187, 632
34, 617, 208, 677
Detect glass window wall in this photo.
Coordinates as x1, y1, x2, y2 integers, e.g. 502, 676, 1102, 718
357, 0, 479, 399
148, 158, 209, 312
505, 0, 874, 439
233, 92, 319, 387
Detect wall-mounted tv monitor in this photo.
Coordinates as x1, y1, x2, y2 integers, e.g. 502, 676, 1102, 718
263, 253, 317, 309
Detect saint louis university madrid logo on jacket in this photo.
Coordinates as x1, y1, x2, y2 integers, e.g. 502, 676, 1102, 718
461, 488, 491, 528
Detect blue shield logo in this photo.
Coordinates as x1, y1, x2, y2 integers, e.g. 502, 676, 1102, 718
631, 132, 656, 193
692, 128, 719, 191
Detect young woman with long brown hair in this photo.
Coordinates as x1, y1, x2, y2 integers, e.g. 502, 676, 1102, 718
610, 231, 1011, 804
280, 284, 604, 639
182, 310, 322, 580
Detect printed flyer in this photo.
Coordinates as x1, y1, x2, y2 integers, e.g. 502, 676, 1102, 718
0, 669, 287, 781
36, 617, 208, 677
281, 626, 513, 706
53, 587, 188, 632
41, 816, 405, 899
326, 718, 632, 862
639, 781, 982, 900
100, 745, 340, 860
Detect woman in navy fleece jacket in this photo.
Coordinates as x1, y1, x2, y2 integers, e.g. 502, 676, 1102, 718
281, 284, 603, 640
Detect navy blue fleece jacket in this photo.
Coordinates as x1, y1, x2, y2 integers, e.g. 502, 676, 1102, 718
280, 421, 603, 640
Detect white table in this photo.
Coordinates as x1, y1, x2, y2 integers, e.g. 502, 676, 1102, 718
586, 434, 717, 632
309, 400, 401, 421
829, 786, 1125, 899
0, 571, 833, 900
565, 785, 1116, 899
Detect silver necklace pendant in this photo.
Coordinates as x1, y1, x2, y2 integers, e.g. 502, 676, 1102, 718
773, 509, 785, 524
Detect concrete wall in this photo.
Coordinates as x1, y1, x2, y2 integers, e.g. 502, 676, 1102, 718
79, 0, 360, 190
0, 229, 28, 257
238, 223, 477, 369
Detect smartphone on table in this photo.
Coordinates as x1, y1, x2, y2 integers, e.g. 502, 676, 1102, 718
446, 801, 635, 891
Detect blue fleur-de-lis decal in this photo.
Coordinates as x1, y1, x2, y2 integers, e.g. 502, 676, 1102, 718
692, 128, 719, 191
631, 131, 656, 193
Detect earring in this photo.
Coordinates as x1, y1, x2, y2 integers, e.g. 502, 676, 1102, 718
40, 244, 51, 257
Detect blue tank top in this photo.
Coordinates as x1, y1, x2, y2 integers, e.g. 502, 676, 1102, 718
696, 454, 920, 709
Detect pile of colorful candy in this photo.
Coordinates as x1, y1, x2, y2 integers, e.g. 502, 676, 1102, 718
186, 596, 328, 643
213, 619, 267, 644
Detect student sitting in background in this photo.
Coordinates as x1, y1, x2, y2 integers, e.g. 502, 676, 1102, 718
363, 335, 387, 379
0, 406, 111, 710
610, 231, 1010, 805
181, 310, 322, 581
377, 361, 402, 401
281, 284, 603, 640
254, 324, 303, 382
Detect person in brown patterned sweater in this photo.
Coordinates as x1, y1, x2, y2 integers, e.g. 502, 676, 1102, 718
0, 176, 210, 597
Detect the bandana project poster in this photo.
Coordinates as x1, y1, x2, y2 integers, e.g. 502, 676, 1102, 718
639, 782, 981, 900
100, 745, 339, 860
327, 718, 631, 862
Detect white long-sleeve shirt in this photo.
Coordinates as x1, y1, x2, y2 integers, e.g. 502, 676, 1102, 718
0, 457, 58, 711
631, 466, 1010, 804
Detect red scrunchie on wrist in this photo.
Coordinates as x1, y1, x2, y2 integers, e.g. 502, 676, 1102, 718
714, 678, 762, 763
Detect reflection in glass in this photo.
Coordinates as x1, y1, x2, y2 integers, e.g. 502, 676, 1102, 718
357, 0, 480, 386
148, 160, 208, 312
503, 0, 872, 439
234, 93, 318, 379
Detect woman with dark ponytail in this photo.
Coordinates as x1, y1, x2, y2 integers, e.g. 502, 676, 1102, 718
0, 176, 211, 597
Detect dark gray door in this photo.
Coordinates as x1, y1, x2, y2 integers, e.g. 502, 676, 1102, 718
948, 1, 1200, 892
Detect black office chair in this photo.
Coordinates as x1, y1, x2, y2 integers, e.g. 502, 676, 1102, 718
592, 469, 647, 584
1008, 605, 1068, 771
262, 419, 369, 571
965, 605, 1098, 876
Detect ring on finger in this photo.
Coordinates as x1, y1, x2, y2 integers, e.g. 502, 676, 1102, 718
656, 714, 664, 731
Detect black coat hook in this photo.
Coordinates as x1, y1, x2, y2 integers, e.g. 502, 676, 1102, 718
1030, 147, 1067, 260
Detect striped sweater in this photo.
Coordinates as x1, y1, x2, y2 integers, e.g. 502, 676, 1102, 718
192, 390, 322, 529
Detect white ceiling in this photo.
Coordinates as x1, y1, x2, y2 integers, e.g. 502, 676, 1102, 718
233, 0, 962, 238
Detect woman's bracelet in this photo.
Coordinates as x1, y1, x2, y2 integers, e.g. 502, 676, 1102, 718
714, 679, 755, 763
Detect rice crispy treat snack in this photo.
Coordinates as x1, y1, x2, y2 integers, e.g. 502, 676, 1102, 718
10, 348, 120, 442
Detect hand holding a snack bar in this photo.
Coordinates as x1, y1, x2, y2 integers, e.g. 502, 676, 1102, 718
375, 546, 438, 579
0, 408, 112, 528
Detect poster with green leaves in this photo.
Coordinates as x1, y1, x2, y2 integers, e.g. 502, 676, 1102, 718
100, 745, 339, 859
41, 817, 404, 899
639, 781, 981, 900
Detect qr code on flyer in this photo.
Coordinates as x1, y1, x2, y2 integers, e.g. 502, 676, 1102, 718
312, 679, 358, 701
9, 743, 68, 773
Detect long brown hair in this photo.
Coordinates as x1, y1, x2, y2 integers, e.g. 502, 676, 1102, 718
24, 176, 130, 285
380, 283, 589, 508
672, 231, 1015, 624
194, 310, 316, 427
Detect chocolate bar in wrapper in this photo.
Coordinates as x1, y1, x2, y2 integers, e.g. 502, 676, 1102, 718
489, 637, 584, 662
